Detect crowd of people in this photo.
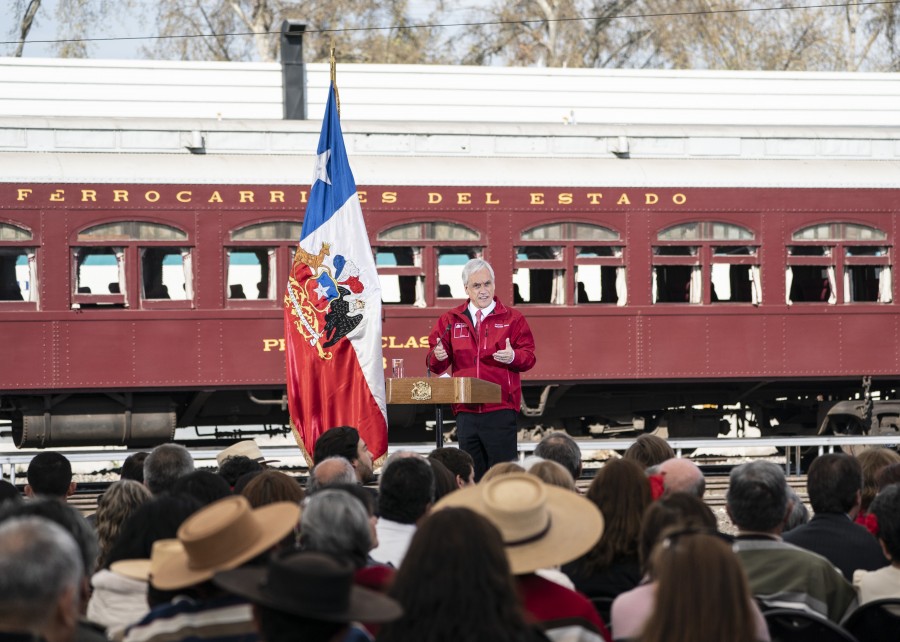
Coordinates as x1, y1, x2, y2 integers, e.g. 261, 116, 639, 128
1, 429, 899, 642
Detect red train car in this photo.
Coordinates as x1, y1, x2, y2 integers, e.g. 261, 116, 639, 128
3, 58, 900, 446
2, 170, 900, 446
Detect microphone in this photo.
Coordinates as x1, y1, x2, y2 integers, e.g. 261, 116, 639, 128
425, 323, 452, 376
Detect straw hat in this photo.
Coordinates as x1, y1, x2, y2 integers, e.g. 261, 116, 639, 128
215, 551, 403, 623
151, 495, 300, 590
216, 440, 279, 467
434, 473, 604, 575
110, 538, 184, 582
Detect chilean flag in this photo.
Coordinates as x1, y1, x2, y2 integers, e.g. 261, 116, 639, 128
283, 83, 388, 464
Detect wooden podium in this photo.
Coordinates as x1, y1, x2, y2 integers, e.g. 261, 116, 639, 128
386, 377, 501, 449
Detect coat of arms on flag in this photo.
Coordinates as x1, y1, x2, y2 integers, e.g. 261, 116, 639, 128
283, 81, 388, 465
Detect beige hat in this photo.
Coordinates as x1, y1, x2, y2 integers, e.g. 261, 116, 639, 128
151, 495, 300, 590
434, 472, 604, 575
110, 538, 183, 582
216, 440, 278, 467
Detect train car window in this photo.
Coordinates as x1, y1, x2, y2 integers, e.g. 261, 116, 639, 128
73, 247, 126, 307
792, 223, 886, 241
652, 246, 700, 304
0, 248, 36, 303
844, 246, 892, 303
78, 222, 187, 241
377, 222, 480, 242
787, 224, 890, 305
516, 222, 621, 306
711, 246, 760, 304
226, 249, 274, 300
141, 248, 192, 301
0, 223, 32, 241
654, 222, 757, 305
574, 247, 625, 305
231, 221, 302, 241
514, 247, 564, 304
437, 249, 478, 298
375, 221, 480, 307
375, 247, 425, 307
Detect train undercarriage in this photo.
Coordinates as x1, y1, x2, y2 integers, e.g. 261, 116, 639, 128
3, 375, 900, 448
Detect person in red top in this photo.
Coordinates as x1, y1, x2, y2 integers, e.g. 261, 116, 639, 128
428, 258, 536, 480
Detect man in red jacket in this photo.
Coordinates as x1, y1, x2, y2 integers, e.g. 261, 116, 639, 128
428, 259, 536, 480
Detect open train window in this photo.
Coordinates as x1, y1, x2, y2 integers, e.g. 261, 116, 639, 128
654, 222, 758, 305
229, 220, 301, 307
517, 222, 622, 306
226, 249, 275, 300
787, 223, 890, 305
72, 220, 192, 309
375, 221, 481, 307
0, 223, 37, 306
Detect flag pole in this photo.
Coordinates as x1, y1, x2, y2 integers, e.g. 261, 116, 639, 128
330, 46, 340, 118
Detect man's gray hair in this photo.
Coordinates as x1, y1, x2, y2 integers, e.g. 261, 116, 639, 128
461, 258, 494, 286
0, 516, 83, 627
143, 443, 195, 495
300, 489, 371, 568
307, 456, 357, 493
726, 461, 788, 532
534, 431, 582, 481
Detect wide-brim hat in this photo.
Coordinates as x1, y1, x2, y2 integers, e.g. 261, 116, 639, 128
214, 551, 402, 623
434, 472, 604, 574
152, 495, 300, 590
110, 538, 183, 581
217, 440, 279, 466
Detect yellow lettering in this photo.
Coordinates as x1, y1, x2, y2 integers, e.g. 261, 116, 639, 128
113, 190, 128, 202
299, 191, 308, 204
420, 336, 429, 348
388, 336, 403, 349
280, 339, 285, 351
262, 339, 280, 352
382, 191, 397, 204
485, 192, 500, 205
617, 193, 631, 205
382, 356, 387, 370
673, 193, 687, 205
145, 190, 160, 203
558, 193, 573, 205
176, 191, 192, 203
382, 336, 389, 349
81, 190, 97, 202
208, 191, 224, 203
404, 336, 418, 348
239, 191, 254, 203
357, 191, 367, 204
16, 189, 32, 202
457, 193, 471, 205
645, 193, 659, 205
269, 191, 285, 203
530, 193, 544, 205
428, 192, 442, 204
586, 193, 603, 205
50, 189, 65, 202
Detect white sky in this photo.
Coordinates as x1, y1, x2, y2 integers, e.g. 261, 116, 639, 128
2, 0, 485, 59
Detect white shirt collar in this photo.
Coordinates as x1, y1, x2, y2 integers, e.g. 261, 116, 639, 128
468, 300, 496, 320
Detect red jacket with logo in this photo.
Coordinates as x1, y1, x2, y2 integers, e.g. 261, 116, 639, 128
427, 297, 536, 415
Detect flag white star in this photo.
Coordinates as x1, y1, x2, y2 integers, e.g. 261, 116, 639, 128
315, 282, 331, 300
312, 149, 331, 186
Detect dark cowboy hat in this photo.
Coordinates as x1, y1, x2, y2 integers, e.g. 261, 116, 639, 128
214, 551, 402, 623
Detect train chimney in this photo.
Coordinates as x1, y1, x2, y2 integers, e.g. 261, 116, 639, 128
281, 20, 307, 120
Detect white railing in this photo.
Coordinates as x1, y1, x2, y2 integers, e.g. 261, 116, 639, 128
3, 435, 900, 482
